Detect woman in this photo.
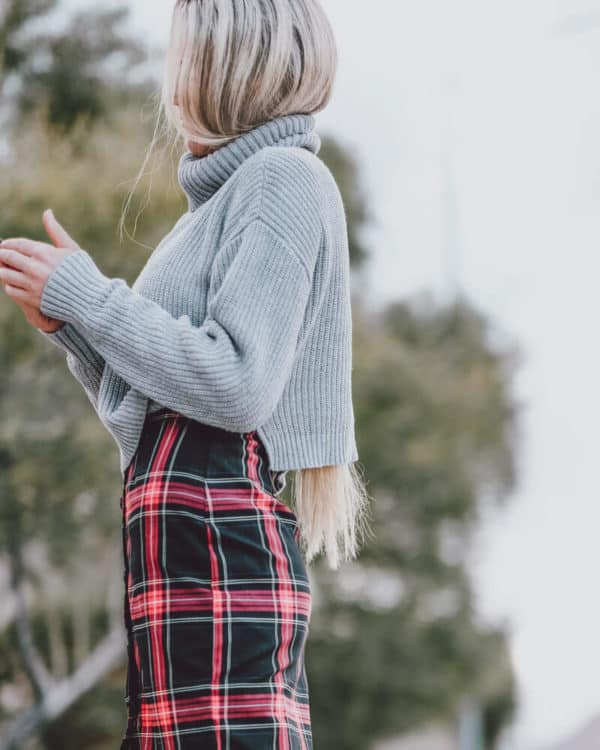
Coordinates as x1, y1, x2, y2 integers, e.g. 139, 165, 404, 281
0, 0, 371, 747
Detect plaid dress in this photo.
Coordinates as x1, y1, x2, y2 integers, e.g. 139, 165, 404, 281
118, 407, 313, 749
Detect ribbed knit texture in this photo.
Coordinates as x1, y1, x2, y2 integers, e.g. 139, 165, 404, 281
38, 113, 358, 476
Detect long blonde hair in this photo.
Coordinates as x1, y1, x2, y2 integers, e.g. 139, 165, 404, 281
120, 0, 373, 570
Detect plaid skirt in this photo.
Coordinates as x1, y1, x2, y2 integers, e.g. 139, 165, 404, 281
118, 407, 313, 749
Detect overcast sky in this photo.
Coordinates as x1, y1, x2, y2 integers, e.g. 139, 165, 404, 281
64, 1, 600, 747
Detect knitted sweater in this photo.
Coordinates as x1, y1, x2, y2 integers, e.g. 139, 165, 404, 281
38, 113, 358, 477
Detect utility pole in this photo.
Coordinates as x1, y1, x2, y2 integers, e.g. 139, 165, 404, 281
457, 696, 484, 750
440, 113, 461, 302
440, 73, 463, 304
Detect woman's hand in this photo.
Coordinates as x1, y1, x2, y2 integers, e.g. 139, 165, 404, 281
1, 295, 65, 333
0, 209, 80, 332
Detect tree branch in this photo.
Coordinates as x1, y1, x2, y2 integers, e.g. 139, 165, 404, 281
0, 624, 126, 750
7, 540, 52, 700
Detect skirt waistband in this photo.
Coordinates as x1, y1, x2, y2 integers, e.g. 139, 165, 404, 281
146, 405, 185, 421
139, 406, 288, 498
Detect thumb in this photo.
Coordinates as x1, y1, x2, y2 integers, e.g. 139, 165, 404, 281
43, 208, 79, 249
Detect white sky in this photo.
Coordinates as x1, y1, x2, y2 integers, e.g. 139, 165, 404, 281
65, 1, 600, 747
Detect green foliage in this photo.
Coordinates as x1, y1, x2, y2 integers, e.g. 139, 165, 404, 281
0, 1, 152, 134
302, 293, 522, 749
41, 664, 127, 750
318, 136, 374, 269
0, 4, 186, 740
0, 3, 521, 748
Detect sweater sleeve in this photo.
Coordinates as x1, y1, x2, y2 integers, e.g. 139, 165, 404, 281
38, 217, 320, 432
36, 322, 105, 410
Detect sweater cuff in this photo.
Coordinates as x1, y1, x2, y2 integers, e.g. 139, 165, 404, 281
39, 249, 113, 326
37, 320, 102, 364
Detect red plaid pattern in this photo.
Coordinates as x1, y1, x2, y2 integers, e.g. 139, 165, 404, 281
118, 407, 313, 749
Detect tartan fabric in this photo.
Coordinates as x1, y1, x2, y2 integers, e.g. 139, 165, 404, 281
118, 407, 313, 749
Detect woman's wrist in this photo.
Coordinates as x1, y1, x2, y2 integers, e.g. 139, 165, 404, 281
39, 320, 66, 334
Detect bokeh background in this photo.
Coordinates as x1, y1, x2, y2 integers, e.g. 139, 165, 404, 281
1, 1, 599, 749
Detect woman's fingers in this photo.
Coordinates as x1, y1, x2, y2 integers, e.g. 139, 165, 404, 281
0, 245, 34, 271
0, 238, 47, 260
0, 264, 29, 289
43, 209, 79, 250
2, 283, 29, 301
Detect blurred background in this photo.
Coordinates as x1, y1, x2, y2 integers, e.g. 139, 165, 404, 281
1, 0, 599, 748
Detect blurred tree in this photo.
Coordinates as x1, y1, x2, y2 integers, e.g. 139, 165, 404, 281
319, 136, 373, 269
0, 2, 521, 749
0, 1, 59, 92
0, 2, 185, 745
0, 116, 521, 750
0, 0, 155, 135
0, 97, 188, 748
303, 293, 522, 750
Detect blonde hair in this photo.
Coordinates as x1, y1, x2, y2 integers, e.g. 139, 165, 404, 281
120, 0, 373, 570
289, 462, 372, 571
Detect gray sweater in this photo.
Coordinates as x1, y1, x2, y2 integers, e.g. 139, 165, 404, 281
38, 113, 358, 476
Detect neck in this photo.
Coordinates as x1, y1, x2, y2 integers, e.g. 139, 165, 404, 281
177, 113, 321, 212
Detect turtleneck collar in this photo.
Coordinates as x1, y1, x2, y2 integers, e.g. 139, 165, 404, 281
177, 113, 321, 213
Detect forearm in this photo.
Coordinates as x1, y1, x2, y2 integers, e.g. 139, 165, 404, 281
39, 222, 314, 432
37, 321, 105, 370
37, 322, 105, 410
